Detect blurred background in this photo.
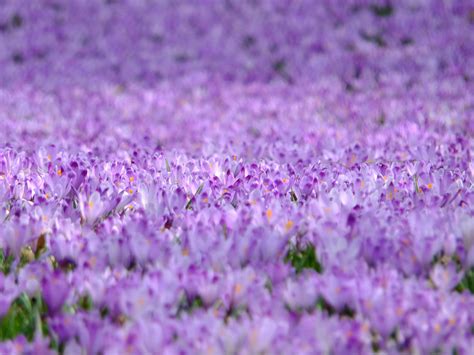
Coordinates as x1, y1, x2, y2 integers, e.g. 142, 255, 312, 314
0, 0, 472, 88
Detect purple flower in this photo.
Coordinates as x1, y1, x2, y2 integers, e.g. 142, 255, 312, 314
0, 274, 18, 318
41, 270, 70, 314
0, 1, 473, 353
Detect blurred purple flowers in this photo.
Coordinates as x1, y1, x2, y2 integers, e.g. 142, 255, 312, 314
0, 0, 473, 353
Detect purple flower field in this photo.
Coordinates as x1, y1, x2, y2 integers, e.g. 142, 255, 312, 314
0, 1, 473, 353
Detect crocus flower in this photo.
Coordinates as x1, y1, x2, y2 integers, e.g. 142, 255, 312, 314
41, 270, 70, 314
0, 1, 472, 353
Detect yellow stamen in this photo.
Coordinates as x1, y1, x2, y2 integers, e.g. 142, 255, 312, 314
47, 154, 52, 161
88, 201, 94, 209
45, 193, 49, 199
434, 323, 441, 333
362, 323, 370, 333
137, 297, 146, 307
117, 314, 127, 325
129, 176, 134, 182
282, 178, 289, 183
232, 155, 237, 161
89, 256, 97, 267
349, 154, 357, 165
14, 344, 24, 352
57, 169, 63, 177
266, 209, 273, 220
249, 329, 258, 346
128, 189, 133, 194
426, 183, 433, 189
285, 220, 294, 231
182, 248, 189, 256
234, 283, 242, 295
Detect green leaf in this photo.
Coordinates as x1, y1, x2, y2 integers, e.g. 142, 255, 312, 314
455, 268, 474, 294
285, 243, 323, 274
360, 31, 386, 47
370, 4, 394, 17
0, 250, 14, 275
315, 297, 334, 315
185, 183, 204, 210
0, 294, 39, 341
413, 174, 421, 193
176, 294, 204, 316
77, 294, 94, 312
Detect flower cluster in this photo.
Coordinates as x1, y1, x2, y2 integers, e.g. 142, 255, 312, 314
0, 0, 473, 354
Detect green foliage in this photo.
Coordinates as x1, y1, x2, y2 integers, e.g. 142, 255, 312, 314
77, 294, 94, 312
285, 243, 323, 274
285, 296, 355, 320
176, 294, 204, 317
370, 4, 393, 17
272, 59, 293, 84
185, 183, 204, 210
0, 250, 14, 275
0, 293, 46, 341
315, 296, 333, 314
188, 296, 203, 311
360, 32, 386, 47
455, 268, 474, 294
264, 278, 273, 294
413, 174, 421, 193
224, 304, 248, 324
315, 297, 355, 318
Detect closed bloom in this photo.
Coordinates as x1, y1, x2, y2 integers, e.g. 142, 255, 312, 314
42, 270, 70, 314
